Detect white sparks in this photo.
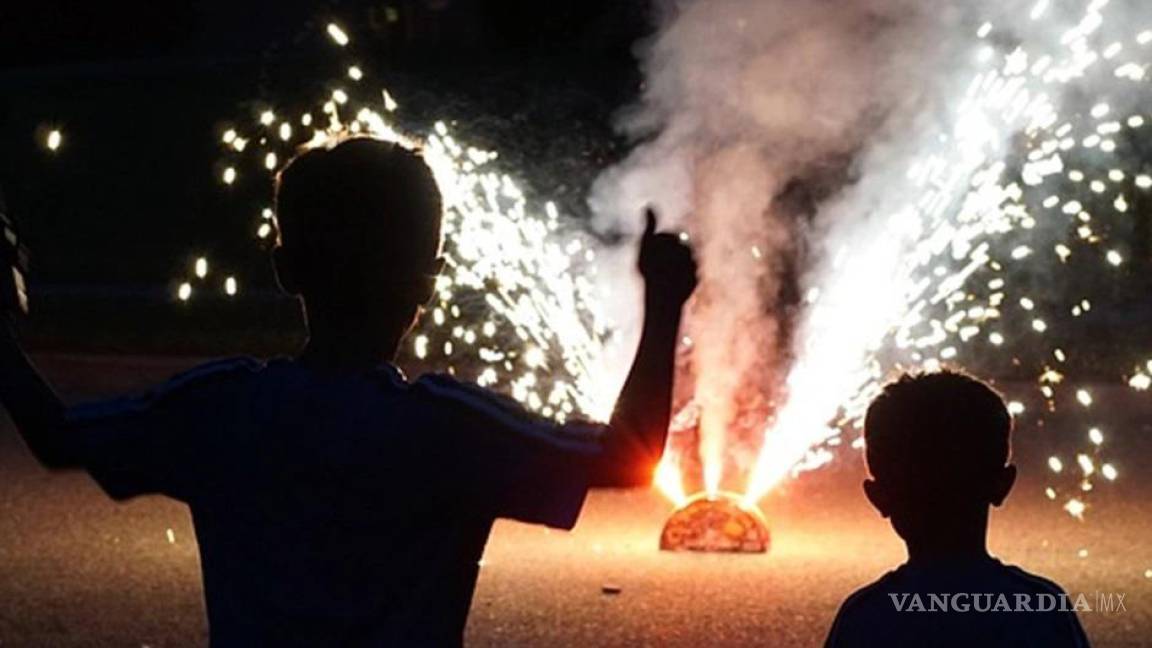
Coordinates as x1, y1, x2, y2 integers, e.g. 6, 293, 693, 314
327, 23, 350, 46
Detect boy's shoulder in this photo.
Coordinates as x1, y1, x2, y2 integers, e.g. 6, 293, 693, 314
996, 561, 1070, 596
832, 568, 903, 618
407, 371, 603, 449
826, 559, 1090, 648
152, 356, 265, 399
170, 356, 265, 385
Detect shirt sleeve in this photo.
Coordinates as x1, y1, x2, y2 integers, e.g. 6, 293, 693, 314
413, 374, 605, 529
63, 357, 259, 502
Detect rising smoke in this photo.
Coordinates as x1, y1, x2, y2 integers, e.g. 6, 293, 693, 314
589, 0, 984, 493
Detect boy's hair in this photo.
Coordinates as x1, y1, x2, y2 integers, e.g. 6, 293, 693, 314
274, 138, 443, 276
864, 370, 1011, 495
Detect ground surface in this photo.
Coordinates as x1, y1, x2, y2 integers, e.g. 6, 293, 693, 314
1, 355, 1150, 647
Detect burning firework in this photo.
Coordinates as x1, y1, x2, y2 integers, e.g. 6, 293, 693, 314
659, 492, 770, 554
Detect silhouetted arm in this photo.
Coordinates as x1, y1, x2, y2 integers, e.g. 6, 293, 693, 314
0, 323, 77, 468
588, 210, 696, 487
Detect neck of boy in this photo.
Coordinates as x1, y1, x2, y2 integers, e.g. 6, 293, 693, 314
903, 509, 992, 566
297, 319, 403, 373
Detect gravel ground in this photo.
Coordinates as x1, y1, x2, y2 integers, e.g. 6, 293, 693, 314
1, 355, 1149, 647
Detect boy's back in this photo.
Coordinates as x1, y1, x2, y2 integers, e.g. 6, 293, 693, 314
68, 357, 599, 646
827, 556, 1089, 648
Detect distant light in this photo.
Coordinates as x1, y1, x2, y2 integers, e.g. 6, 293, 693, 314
264, 152, 278, 170
1048, 456, 1063, 473
222, 167, 237, 185
177, 282, 193, 301
278, 122, 292, 141
259, 110, 275, 126
327, 23, 349, 46
1031, 319, 1047, 333
224, 276, 238, 296
348, 65, 363, 81
1007, 401, 1025, 415
194, 257, 209, 278
332, 89, 349, 105
1064, 499, 1085, 519
45, 129, 63, 151
1106, 250, 1123, 266
221, 128, 237, 144
1076, 389, 1093, 407
257, 223, 273, 239
1077, 454, 1095, 477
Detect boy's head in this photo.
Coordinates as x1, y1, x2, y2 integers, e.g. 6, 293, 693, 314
862, 370, 1016, 545
273, 138, 444, 344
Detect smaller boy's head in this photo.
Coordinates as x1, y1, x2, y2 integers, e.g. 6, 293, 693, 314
273, 138, 443, 340
863, 370, 1016, 543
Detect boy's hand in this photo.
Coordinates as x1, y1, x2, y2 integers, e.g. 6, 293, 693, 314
638, 208, 697, 308
0, 200, 30, 318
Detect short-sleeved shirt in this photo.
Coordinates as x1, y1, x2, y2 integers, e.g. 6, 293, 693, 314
825, 556, 1091, 648
63, 357, 604, 647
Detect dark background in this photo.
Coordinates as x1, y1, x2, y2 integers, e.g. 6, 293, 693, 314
0, 0, 649, 354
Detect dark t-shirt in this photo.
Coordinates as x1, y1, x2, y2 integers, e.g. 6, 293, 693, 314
825, 556, 1091, 648
63, 357, 603, 647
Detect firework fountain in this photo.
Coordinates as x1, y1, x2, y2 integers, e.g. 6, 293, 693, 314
182, 0, 1150, 552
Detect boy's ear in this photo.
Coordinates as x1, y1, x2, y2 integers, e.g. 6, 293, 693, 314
414, 256, 446, 304
272, 247, 302, 295
863, 479, 892, 518
989, 464, 1017, 507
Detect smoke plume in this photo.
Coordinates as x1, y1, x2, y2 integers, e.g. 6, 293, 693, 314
590, 0, 977, 492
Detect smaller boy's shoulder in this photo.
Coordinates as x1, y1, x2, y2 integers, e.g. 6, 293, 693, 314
825, 571, 902, 647
996, 561, 1069, 596
836, 569, 903, 615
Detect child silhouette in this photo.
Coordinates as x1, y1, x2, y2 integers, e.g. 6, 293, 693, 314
825, 370, 1090, 648
0, 138, 697, 646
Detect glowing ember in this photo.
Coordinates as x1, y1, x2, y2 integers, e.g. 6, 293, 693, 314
659, 492, 770, 554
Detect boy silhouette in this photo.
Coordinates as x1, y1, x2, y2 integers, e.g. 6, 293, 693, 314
0, 138, 697, 646
825, 370, 1090, 648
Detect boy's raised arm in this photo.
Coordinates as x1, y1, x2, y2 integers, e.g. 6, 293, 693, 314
0, 323, 76, 469
0, 203, 76, 469
589, 210, 696, 487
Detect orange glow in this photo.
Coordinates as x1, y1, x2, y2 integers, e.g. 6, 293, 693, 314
653, 456, 688, 507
